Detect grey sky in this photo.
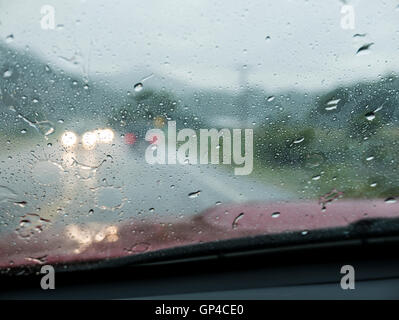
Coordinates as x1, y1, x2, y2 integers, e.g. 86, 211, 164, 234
1, 0, 398, 92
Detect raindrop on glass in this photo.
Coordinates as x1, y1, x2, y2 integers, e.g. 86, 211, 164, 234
3, 70, 13, 78
134, 82, 143, 92
365, 112, 375, 121
356, 43, 374, 55
188, 190, 201, 198
271, 211, 280, 218
385, 197, 397, 204
5, 34, 14, 43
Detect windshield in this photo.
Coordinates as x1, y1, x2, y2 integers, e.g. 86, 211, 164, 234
0, 0, 398, 269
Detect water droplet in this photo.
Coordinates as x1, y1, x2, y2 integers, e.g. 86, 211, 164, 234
188, 190, 201, 198
16, 214, 50, 239
365, 112, 375, 121
271, 211, 280, 218
319, 189, 344, 209
266, 96, 275, 102
356, 43, 374, 55
3, 70, 13, 78
25, 255, 48, 265
353, 33, 367, 38
37, 121, 55, 136
293, 137, 305, 144
325, 98, 340, 111
126, 243, 151, 254
385, 197, 396, 204
134, 82, 143, 92
5, 34, 14, 43
326, 98, 340, 105
366, 156, 374, 161
232, 212, 244, 229
13, 201, 27, 208
19, 219, 31, 228
301, 230, 309, 236
325, 105, 338, 111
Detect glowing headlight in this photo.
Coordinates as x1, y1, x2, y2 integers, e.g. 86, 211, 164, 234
82, 131, 97, 150
61, 131, 77, 148
97, 128, 114, 144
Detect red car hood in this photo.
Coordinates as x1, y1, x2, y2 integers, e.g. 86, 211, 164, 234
0, 199, 398, 269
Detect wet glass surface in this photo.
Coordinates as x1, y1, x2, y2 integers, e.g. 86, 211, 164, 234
0, 0, 398, 268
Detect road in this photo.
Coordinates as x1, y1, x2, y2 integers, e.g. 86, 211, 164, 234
0, 135, 294, 232
3, 134, 399, 269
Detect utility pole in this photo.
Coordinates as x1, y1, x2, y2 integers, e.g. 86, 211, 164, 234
236, 64, 251, 126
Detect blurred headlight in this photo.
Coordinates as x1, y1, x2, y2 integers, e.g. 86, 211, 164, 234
97, 128, 114, 144
82, 131, 97, 150
61, 131, 77, 148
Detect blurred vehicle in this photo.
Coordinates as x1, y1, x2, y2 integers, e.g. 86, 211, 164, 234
60, 128, 115, 150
